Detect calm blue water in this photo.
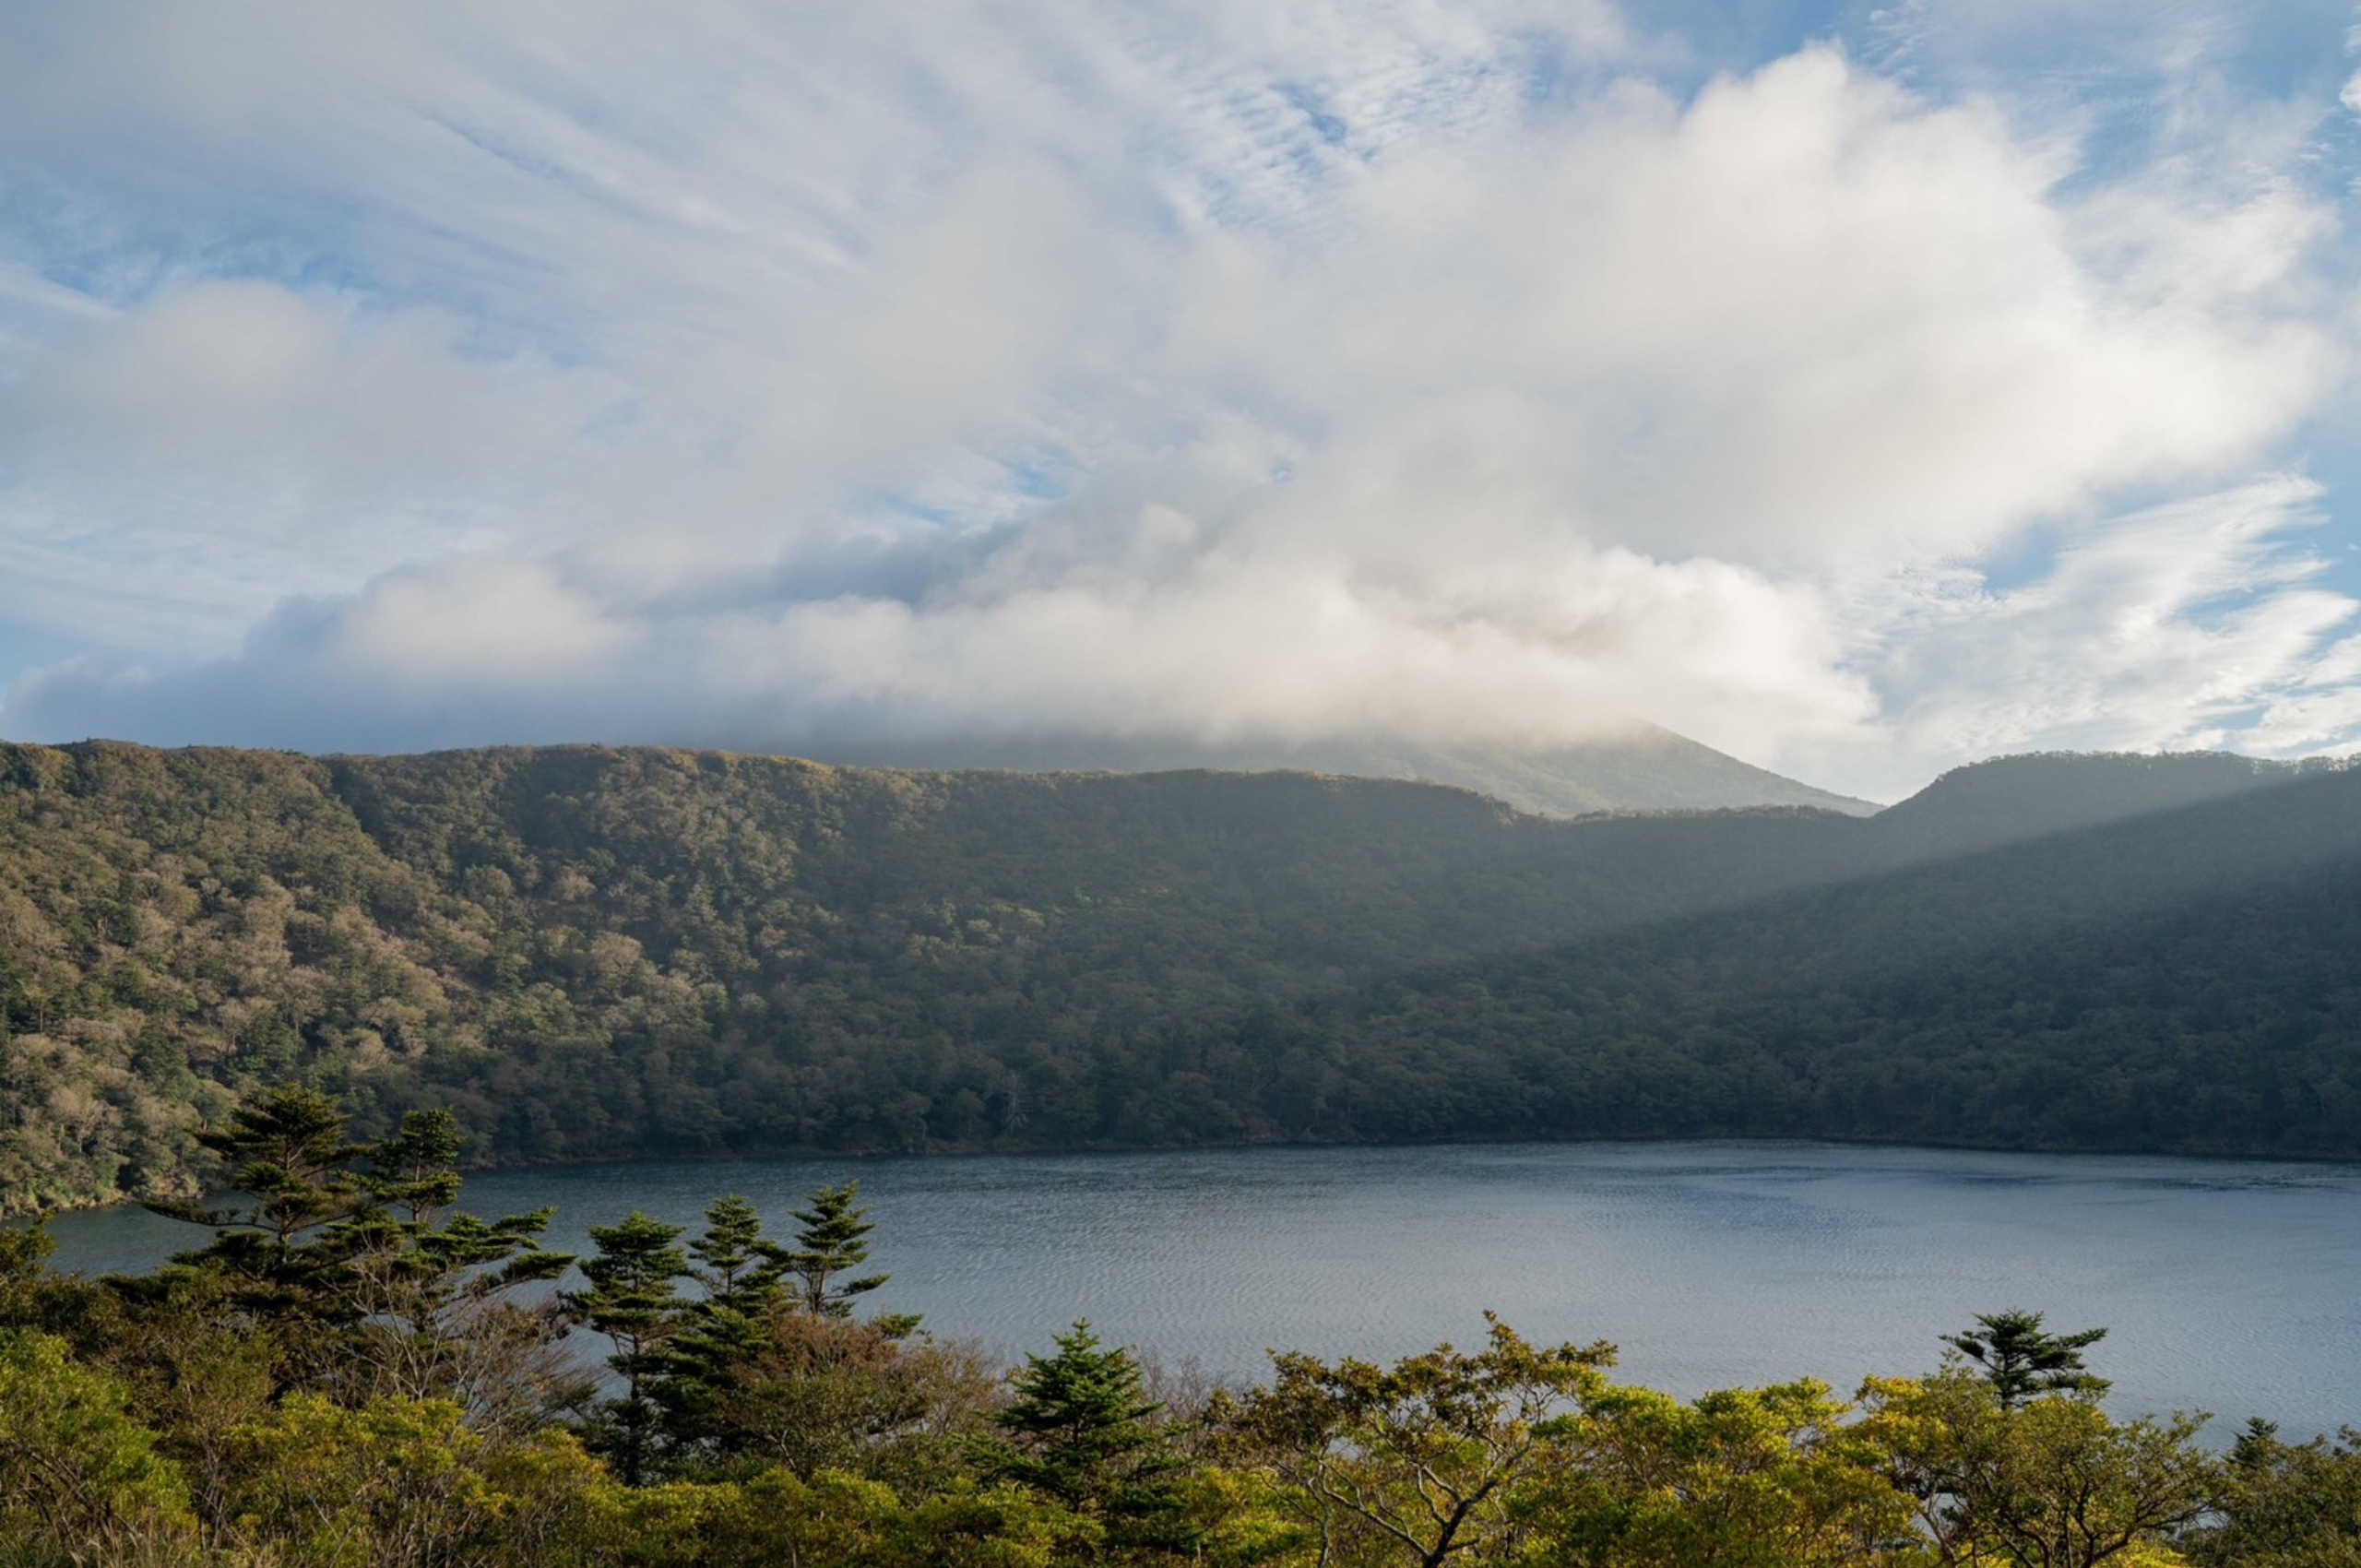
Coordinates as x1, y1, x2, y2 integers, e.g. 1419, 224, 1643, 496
37, 1141, 2361, 1436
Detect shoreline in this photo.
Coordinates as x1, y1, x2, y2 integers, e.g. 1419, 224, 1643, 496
18, 1124, 2361, 1224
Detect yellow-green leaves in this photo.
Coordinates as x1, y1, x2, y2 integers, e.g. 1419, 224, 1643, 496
0, 1327, 196, 1563
1535, 1379, 1911, 1566
1860, 1369, 2214, 1567
1226, 1315, 1615, 1566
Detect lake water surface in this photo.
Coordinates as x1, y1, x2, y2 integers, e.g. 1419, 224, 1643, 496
40, 1140, 2361, 1437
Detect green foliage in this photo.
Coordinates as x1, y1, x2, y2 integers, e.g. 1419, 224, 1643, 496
147, 1086, 373, 1320
368, 1107, 465, 1222
658, 1307, 1000, 1490
0, 1328, 196, 1564
1860, 1367, 2216, 1567
0, 1103, 2306, 1568
564, 1210, 687, 1484
9, 742, 2361, 1562
783, 1181, 891, 1319
221, 1393, 616, 1568
653, 1185, 982, 1491
591, 1467, 1090, 1568
1535, 1379, 1913, 1567
979, 1322, 1191, 1550
6, 739, 1731, 1216
685, 1194, 787, 1311
0, 1218, 57, 1322
6, 742, 2360, 1219
226, 1393, 499, 1566
1944, 1308, 2112, 1408
1226, 1315, 1615, 1566
37, 1263, 279, 1538
141, 1091, 575, 1419
2189, 1420, 2361, 1567
566, 1213, 688, 1368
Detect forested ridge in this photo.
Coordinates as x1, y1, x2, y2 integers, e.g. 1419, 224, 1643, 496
2, 739, 2355, 1215
1321, 763, 2361, 1153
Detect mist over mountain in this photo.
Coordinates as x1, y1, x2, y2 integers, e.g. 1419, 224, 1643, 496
1, 739, 2355, 1215
812, 724, 1880, 817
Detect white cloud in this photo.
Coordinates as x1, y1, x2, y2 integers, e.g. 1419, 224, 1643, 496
331, 560, 628, 685
0, 2, 2355, 798
1185, 49, 2331, 565
1794, 478, 2361, 798
2, 283, 612, 540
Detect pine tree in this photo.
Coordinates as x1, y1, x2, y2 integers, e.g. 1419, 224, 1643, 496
146, 1086, 373, 1322
322, 1109, 573, 1425
782, 1183, 889, 1319
979, 1321, 1191, 1548
1943, 1310, 2110, 1408
364, 1107, 464, 1225
149, 1095, 572, 1413
687, 1194, 788, 1311
655, 1195, 789, 1461
562, 1211, 687, 1484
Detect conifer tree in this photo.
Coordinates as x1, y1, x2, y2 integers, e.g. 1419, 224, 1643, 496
687, 1194, 788, 1311
364, 1107, 465, 1224
147, 1087, 373, 1322
783, 1182, 889, 1319
325, 1118, 573, 1424
563, 1211, 687, 1484
655, 1195, 789, 1458
979, 1321, 1192, 1549
149, 1095, 572, 1413
1943, 1310, 2110, 1408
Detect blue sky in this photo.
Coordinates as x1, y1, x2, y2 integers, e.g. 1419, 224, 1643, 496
2, 0, 2358, 800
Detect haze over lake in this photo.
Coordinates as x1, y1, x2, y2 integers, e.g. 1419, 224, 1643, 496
42, 1140, 2361, 1437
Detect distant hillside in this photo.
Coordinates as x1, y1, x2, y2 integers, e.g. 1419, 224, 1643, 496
1869, 749, 2355, 856
1310, 762, 2361, 1156
1, 739, 2352, 1214
813, 725, 1880, 817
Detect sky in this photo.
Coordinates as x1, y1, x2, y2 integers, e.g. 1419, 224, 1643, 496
2, 0, 2359, 802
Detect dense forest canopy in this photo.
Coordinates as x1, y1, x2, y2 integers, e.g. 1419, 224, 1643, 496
1, 740, 2355, 1215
